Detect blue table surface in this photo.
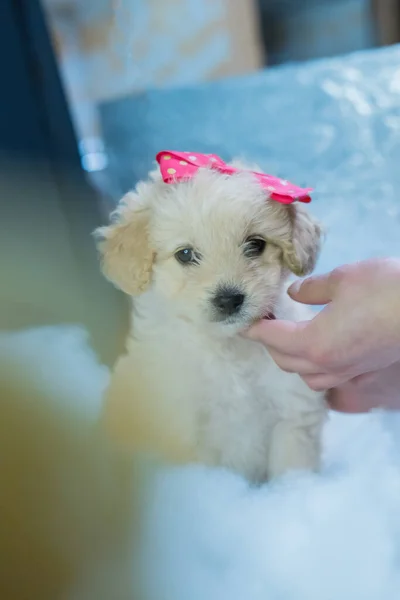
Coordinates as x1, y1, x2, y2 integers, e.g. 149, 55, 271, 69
100, 45, 400, 276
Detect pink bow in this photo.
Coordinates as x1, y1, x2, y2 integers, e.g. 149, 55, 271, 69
156, 151, 312, 204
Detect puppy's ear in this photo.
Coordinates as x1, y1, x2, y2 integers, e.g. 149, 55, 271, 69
94, 192, 153, 296
281, 204, 322, 277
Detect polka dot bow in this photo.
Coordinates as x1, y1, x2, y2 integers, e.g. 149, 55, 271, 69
156, 151, 312, 204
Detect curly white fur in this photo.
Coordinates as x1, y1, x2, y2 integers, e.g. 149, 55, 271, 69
96, 162, 328, 483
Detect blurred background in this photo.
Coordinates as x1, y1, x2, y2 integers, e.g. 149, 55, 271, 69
2, 0, 400, 365
41, 0, 400, 205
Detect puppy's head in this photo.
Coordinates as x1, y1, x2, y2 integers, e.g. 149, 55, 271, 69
95, 163, 321, 334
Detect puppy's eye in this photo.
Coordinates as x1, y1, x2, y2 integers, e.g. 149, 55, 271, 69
175, 247, 200, 265
243, 237, 266, 258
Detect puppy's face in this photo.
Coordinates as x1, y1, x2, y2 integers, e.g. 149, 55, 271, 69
96, 166, 321, 334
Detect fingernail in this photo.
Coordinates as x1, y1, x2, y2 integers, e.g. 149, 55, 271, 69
288, 280, 302, 297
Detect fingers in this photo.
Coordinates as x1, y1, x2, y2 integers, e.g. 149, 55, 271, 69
328, 365, 400, 413
301, 372, 352, 392
288, 270, 342, 306
327, 385, 371, 413
267, 348, 321, 375
247, 319, 363, 395
246, 319, 310, 355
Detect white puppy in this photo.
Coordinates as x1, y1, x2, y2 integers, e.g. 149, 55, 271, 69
96, 159, 327, 483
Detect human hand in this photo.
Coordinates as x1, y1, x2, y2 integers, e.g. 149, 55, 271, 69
246, 258, 400, 394
328, 360, 400, 413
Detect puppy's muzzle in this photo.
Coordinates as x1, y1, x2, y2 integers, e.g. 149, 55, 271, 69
212, 286, 245, 318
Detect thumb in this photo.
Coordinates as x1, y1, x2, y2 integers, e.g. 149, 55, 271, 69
288, 270, 340, 306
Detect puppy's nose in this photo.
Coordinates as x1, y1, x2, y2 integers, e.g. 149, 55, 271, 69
213, 289, 245, 316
